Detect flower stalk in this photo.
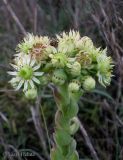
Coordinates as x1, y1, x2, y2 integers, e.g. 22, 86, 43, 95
8, 31, 113, 160
51, 84, 80, 160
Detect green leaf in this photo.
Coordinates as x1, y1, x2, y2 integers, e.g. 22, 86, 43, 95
50, 148, 64, 160
69, 117, 80, 135
93, 89, 114, 101
55, 129, 72, 146
70, 151, 79, 160
66, 139, 77, 158
65, 99, 79, 119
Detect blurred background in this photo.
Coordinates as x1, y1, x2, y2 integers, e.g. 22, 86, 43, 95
0, 0, 123, 160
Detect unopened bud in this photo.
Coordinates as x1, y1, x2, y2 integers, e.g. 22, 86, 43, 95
68, 81, 80, 93
68, 62, 81, 77
51, 53, 68, 68
52, 69, 67, 85
76, 36, 93, 49
25, 88, 37, 99
83, 77, 96, 91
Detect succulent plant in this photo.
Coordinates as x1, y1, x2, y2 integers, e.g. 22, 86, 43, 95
8, 30, 113, 160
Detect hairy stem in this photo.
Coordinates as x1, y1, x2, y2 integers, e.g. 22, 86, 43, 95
50, 84, 80, 160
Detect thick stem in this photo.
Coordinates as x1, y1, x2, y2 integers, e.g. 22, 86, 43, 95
50, 85, 80, 160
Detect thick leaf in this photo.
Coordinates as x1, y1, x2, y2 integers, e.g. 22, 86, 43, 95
69, 117, 80, 135
50, 148, 64, 160
55, 129, 72, 146
66, 139, 77, 158
65, 99, 79, 119
93, 89, 114, 101
70, 151, 79, 160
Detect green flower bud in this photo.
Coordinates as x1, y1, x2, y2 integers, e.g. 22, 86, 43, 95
25, 88, 37, 99
76, 36, 93, 49
39, 75, 49, 86
83, 77, 96, 91
97, 72, 112, 87
68, 80, 80, 93
97, 54, 112, 74
67, 62, 81, 77
52, 69, 67, 85
96, 52, 113, 87
57, 30, 80, 56
50, 53, 68, 68
82, 36, 93, 46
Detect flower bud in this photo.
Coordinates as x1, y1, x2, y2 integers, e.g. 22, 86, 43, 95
52, 69, 67, 85
50, 53, 68, 68
83, 77, 96, 91
25, 88, 37, 99
39, 76, 49, 86
76, 36, 93, 49
68, 81, 80, 93
97, 54, 112, 74
67, 62, 81, 77
82, 36, 93, 46
57, 30, 80, 56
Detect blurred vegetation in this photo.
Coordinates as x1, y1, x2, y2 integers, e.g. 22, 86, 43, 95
0, 0, 123, 160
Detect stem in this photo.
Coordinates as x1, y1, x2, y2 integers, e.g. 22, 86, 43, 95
50, 84, 80, 160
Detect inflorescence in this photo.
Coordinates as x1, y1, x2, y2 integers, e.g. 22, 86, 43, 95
8, 30, 113, 99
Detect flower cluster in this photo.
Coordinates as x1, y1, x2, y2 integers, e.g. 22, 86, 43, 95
8, 31, 113, 99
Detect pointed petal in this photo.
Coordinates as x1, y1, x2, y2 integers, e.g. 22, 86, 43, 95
14, 53, 22, 57
29, 80, 35, 88
24, 81, 28, 91
23, 56, 27, 65
30, 59, 36, 67
33, 64, 41, 71
9, 77, 21, 83
34, 72, 44, 76
10, 63, 18, 70
15, 79, 24, 90
26, 55, 31, 65
32, 77, 40, 84
7, 71, 17, 76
